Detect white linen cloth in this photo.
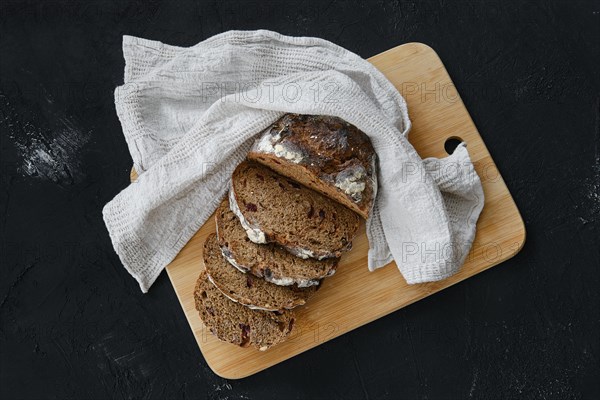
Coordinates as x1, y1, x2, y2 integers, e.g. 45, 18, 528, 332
103, 30, 484, 293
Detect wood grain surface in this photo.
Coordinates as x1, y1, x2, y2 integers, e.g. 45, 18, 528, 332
130, 43, 525, 379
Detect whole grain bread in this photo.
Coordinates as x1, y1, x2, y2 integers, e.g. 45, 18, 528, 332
194, 270, 294, 351
216, 197, 338, 287
248, 114, 377, 219
204, 233, 317, 310
230, 160, 360, 259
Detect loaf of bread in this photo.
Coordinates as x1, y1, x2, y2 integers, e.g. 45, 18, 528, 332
194, 270, 295, 351
215, 197, 338, 287
195, 114, 377, 350
204, 233, 316, 311
230, 160, 360, 259
248, 114, 377, 219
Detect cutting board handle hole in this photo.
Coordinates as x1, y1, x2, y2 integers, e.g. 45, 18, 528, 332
444, 137, 464, 155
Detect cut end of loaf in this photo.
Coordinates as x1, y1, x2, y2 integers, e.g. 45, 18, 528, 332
248, 113, 377, 219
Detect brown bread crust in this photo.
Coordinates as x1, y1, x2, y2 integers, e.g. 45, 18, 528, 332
248, 114, 377, 219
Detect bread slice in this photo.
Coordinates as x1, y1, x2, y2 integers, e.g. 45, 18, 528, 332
230, 160, 360, 259
215, 197, 338, 287
194, 270, 294, 351
248, 114, 377, 219
204, 233, 317, 311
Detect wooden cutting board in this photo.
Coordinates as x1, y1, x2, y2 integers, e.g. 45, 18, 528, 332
130, 43, 525, 379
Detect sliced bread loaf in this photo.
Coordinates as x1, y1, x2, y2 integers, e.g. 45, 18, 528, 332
230, 160, 360, 259
248, 114, 377, 219
204, 233, 317, 311
216, 197, 338, 287
194, 270, 294, 351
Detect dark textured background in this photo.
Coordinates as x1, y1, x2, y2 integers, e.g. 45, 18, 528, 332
1, 1, 599, 399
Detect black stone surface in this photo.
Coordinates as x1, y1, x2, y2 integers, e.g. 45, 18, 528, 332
1, 1, 599, 399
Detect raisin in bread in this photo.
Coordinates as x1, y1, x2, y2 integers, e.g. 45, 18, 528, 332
230, 160, 360, 259
216, 197, 338, 287
248, 114, 377, 219
194, 270, 294, 351
204, 233, 316, 311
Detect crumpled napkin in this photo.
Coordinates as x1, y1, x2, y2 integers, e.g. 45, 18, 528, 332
103, 30, 484, 293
